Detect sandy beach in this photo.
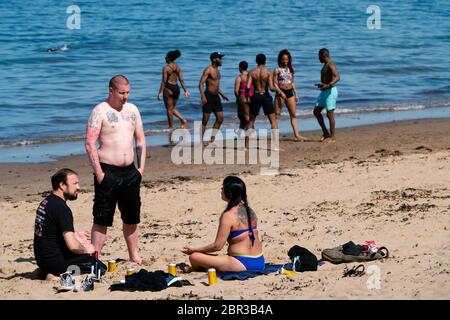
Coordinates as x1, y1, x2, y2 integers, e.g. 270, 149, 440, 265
0, 118, 449, 300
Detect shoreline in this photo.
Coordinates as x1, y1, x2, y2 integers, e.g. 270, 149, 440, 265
1, 117, 449, 203
1, 105, 449, 163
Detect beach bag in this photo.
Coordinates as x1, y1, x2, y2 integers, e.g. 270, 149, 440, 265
287, 245, 318, 272
321, 241, 389, 264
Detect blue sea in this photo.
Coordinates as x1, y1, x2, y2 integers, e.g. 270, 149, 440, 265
0, 0, 449, 162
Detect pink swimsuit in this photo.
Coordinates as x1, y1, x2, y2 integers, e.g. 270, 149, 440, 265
239, 80, 254, 98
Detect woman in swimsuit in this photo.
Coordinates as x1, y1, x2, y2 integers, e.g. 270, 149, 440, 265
234, 61, 254, 134
181, 176, 264, 272
273, 49, 306, 141
157, 50, 190, 129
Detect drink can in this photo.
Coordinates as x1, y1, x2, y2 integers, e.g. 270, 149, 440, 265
168, 263, 176, 276
208, 268, 217, 285
126, 267, 135, 276
108, 260, 116, 272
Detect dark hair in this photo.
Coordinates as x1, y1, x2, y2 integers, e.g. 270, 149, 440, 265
256, 53, 266, 66
319, 48, 329, 57
51, 168, 78, 190
166, 50, 181, 62
223, 176, 255, 245
109, 75, 130, 89
277, 49, 294, 74
238, 61, 248, 71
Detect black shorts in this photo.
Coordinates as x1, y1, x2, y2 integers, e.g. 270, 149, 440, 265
164, 82, 180, 100
93, 163, 142, 227
202, 90, 223, 113
250, 92, 275, 116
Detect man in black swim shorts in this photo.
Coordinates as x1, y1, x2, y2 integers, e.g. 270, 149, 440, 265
198, 52, 230, 145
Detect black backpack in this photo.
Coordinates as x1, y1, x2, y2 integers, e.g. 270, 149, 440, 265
287, 245, 318, 272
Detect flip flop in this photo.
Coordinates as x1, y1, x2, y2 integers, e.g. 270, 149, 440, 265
343, 264, 366, 277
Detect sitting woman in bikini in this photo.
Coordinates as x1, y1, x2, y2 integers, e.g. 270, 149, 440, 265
181, 176, 264, 272
157, 49, 190, 129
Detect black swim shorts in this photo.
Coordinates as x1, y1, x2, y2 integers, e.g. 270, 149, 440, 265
250, 92, 275, 116
93, 163, 142, 227
202, 90, 223, 113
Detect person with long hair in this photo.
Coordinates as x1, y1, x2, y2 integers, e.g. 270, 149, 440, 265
234, 61, 253, 134
181, 176, 264, 272
273, 49, 306, 141
157, 50, 190, 129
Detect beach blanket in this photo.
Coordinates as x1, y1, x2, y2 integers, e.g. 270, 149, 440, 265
217, 263, 283, 280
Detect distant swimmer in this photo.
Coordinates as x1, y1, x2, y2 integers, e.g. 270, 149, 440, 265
246, 53, 281, 150
273, 49, 306, 141
313, 48, 340, 143
157, 50, 190, 129
47, 43, 68, 53
198, 52, 230, 145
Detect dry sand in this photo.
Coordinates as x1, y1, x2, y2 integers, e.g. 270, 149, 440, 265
0, 118, 449, 300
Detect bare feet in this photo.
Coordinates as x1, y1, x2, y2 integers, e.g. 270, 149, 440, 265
323, 137, 336, 144
45, 273, 59, 281
320, 135, 330, 142
180, 119, 187, 129
294, 135, 308, 142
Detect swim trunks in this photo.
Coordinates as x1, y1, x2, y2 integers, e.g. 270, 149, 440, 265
202, 90, 223, 113
315, 86, 338, 111
250, 92, 275, 116
93, 162, 142, 227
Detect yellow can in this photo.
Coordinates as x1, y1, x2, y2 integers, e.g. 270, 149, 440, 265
126, 267, 135, 276
168, 263, 177, 276
108, 260, 116, 272
281, 268, 296, 276
208, 268, 217, 285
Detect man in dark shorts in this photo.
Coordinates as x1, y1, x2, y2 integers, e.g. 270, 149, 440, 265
33, 169, 97, 281
199, 52, 230, 145
246, 54, 284, 150
85, 75, 147, 264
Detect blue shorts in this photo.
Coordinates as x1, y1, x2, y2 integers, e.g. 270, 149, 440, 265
315, 86, 338, 111
231, 253, 265, 271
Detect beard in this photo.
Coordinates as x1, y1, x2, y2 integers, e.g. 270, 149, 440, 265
64, 191, 78, 201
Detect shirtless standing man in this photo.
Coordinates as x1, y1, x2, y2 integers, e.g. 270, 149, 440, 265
85, 75, 146, 264
199, 52, 230, 145
313, 48, 340, 143
246, 53, 285, 150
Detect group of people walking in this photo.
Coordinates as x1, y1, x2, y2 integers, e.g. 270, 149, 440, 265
158, 48, 340, 145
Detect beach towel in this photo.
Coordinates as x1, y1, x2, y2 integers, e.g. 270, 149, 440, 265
217, 263, 283, 280
321, 242, 389, 264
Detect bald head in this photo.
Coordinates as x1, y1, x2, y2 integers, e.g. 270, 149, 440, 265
109, 75, 130, 90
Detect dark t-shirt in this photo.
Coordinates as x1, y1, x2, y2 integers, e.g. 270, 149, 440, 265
33, 193, 75, 263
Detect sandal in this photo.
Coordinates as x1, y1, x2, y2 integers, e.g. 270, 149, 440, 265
343, 264, 365, 277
